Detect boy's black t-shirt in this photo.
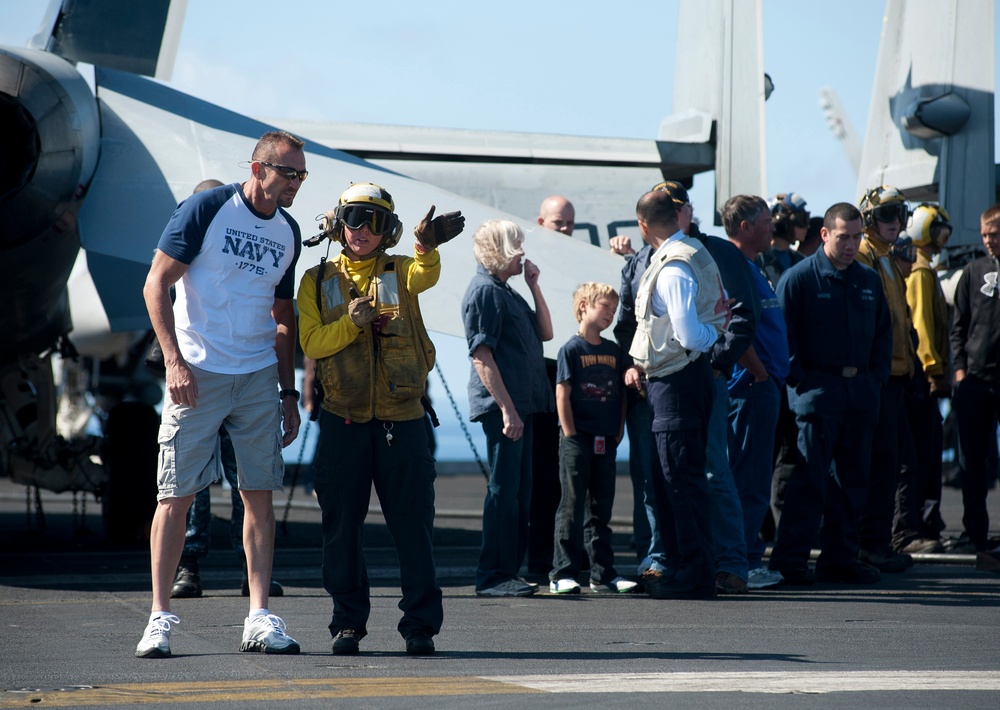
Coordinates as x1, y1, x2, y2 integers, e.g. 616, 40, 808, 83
555, 334, 623, 437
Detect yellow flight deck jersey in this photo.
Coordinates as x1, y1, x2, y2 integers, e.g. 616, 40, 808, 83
905, 250, 950, 381
857, 235, 915, 378
298, 247, 439, 423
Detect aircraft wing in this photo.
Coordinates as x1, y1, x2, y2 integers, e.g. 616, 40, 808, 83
276, 120, 710, 170
275, 120, 710, 251
82, 68, 629, 358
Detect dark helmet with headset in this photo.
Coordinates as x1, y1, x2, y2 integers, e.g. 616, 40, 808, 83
769, 192, 809, 242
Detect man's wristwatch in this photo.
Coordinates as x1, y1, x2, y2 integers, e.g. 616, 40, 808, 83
279, 388, 300, 402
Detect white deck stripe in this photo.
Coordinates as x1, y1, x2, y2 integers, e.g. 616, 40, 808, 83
484, 671, 1000, 694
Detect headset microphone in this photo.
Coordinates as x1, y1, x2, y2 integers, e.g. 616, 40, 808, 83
302, 232, 326, 247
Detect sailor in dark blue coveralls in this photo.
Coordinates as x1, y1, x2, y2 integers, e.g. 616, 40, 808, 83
768, 203, 892, 585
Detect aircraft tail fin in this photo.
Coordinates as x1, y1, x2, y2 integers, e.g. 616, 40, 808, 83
856, 0, 994, 248
29, 0, 188, 80
659, 0, 766, 220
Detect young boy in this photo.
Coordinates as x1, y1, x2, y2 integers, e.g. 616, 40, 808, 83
549, 283, 637, 594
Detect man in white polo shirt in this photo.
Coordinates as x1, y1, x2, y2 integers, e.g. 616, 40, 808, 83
136, 131, 305, 658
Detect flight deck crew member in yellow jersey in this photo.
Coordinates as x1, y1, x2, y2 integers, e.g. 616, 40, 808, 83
855, 186, 918, 573
298, 182, 464, 657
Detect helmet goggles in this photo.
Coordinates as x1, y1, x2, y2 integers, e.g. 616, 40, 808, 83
872, 202, 909, 224
336, 203, 398, 236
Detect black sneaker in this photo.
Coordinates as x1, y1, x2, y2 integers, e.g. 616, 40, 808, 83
332, 628, 361, 655
816, 560, 881, 584
975, 550, 1000, 573
405, 631, 435, 656
715, 572, 748, 595
637, 569, 664, 594
859, 547, 912, 573
171, 557, 202, 598
644, 571, 716, 600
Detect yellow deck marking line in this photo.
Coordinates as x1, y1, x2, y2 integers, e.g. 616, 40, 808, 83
4, 671, 1000, 706
0, 677, 540, 706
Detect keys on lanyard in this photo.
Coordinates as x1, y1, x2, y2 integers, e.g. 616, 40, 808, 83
384, 422, 394, 446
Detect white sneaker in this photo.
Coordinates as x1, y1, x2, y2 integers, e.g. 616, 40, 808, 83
240, 614, 300, 654
590, 576, 638, 594
476, 579, 537, 597
549, 578, 582, 594
747, 566, 784, 589
135, 613, 180, 658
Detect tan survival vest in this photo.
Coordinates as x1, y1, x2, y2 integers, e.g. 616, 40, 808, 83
630, 237, 727, 378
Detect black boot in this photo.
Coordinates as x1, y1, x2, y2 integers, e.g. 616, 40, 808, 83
240, 556, 284, 597
171, 555, 203, 598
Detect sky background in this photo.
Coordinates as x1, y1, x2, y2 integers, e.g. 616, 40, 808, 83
3, 1, 998, 460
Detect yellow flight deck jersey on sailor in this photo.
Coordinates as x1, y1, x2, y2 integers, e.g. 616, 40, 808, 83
298, 247, 439, 423
857, 235, 915, 378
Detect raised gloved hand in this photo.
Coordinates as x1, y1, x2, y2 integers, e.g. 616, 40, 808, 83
348, 293, 377, 327
414, 205, 465, 250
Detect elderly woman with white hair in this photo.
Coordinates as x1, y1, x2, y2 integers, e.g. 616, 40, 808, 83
462, 219, 554, 597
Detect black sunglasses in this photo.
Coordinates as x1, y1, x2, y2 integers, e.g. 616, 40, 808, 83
259, 161, 308, 182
